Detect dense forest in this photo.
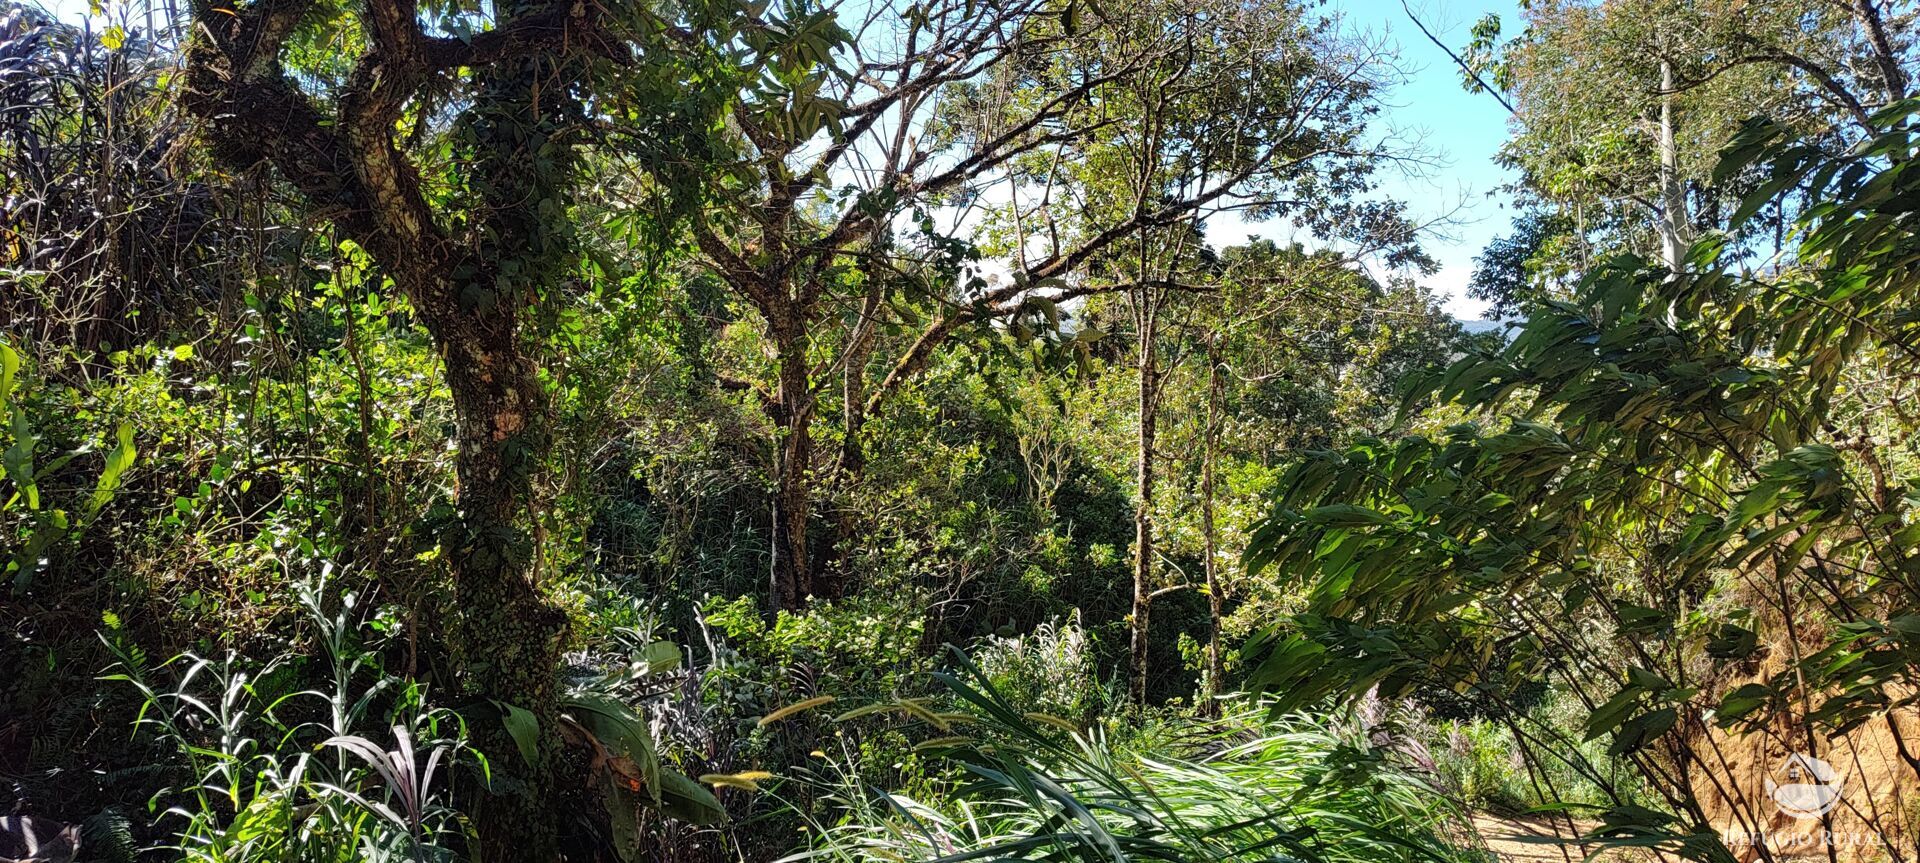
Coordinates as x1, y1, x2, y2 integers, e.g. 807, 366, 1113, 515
2, 0, 1917, 860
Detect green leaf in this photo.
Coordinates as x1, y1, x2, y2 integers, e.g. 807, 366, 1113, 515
1615, 604, 1673, 637
86, 423, 136, 519
495, 700, 542, 767
1715, 683, 1772, 726
565, 692, 661, 804
1608, 706, 1677, 756
1584, 687, 1643, 741
1706, 623, 1758, 660
608, 784, 645, 863
654, 768, 728, 825
1626, 666, 1669, 691
636, 641, 682, 674
5, 406, 40, 510
1305, 504, 1392, 527
0, 342, 17, 410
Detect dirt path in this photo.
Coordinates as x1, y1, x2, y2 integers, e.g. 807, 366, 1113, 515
1473, 813, 1604, 863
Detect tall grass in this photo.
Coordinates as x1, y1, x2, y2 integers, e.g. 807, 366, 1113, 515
781, 650, 1480, 863
99, 577, 471, 862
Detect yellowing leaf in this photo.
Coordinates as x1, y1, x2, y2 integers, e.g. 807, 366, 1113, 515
700, 770, 773, 791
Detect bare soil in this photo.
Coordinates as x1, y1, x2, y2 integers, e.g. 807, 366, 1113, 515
1472, 814, 1606, 863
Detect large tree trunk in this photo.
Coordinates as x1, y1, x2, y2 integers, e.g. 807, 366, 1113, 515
770, 319, 815, 613
178, 0, 588, 851
418, 269, 569, 861
434, 37, 579, 860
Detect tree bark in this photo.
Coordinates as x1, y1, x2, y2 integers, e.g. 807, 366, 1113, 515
1129, 293, 1160, 707
696, 228, 826, 612
1199, 340, 1224, 716
1657, 57, 1690, 274
1851, 0, 1910, 105
770, 317, 815, 613
424, 271, 569, 861
178, 0, 593, 854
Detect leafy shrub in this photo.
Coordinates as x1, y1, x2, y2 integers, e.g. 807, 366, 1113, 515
968, 612, 1111, 722
1421, 693, 1643, 814
1430, 719, 1527, 812
701, 593, 931, 721
1, 340, 136, 590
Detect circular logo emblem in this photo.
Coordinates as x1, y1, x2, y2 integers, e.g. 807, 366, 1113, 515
1766, 753, 1843, 819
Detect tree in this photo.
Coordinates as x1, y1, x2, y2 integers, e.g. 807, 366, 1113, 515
1467, 210, 1575, 317
1145, 241, 1459, 707
623, 0, 1152, 609
1037, 0, 1435, 704
178, 0, 630, 854
1466, 0, 1914, 272
1244, 106, 1920, 862
621, 0, 1423, 614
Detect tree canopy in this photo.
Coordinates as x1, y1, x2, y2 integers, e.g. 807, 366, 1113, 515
3, 1, 1918, 862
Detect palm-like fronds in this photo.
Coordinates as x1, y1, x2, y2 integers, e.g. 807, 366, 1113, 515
783, 650, 1479, 863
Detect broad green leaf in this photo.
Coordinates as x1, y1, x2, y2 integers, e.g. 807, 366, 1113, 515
1705, 624, 1758, 660
495, 700, 541, 768
1714, 683, 1772, 727
636, 641, 681, 673
0, 342, 17, 409
654, 768, 727, 825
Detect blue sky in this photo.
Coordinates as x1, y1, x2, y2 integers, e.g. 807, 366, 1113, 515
40, 0, 1521, 318
1346, 0, 1523, 319
1199, 0, 1524, 319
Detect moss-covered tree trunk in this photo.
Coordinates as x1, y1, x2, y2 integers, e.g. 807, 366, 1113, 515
179, 0, 599, 855
410, 261, 569, 862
